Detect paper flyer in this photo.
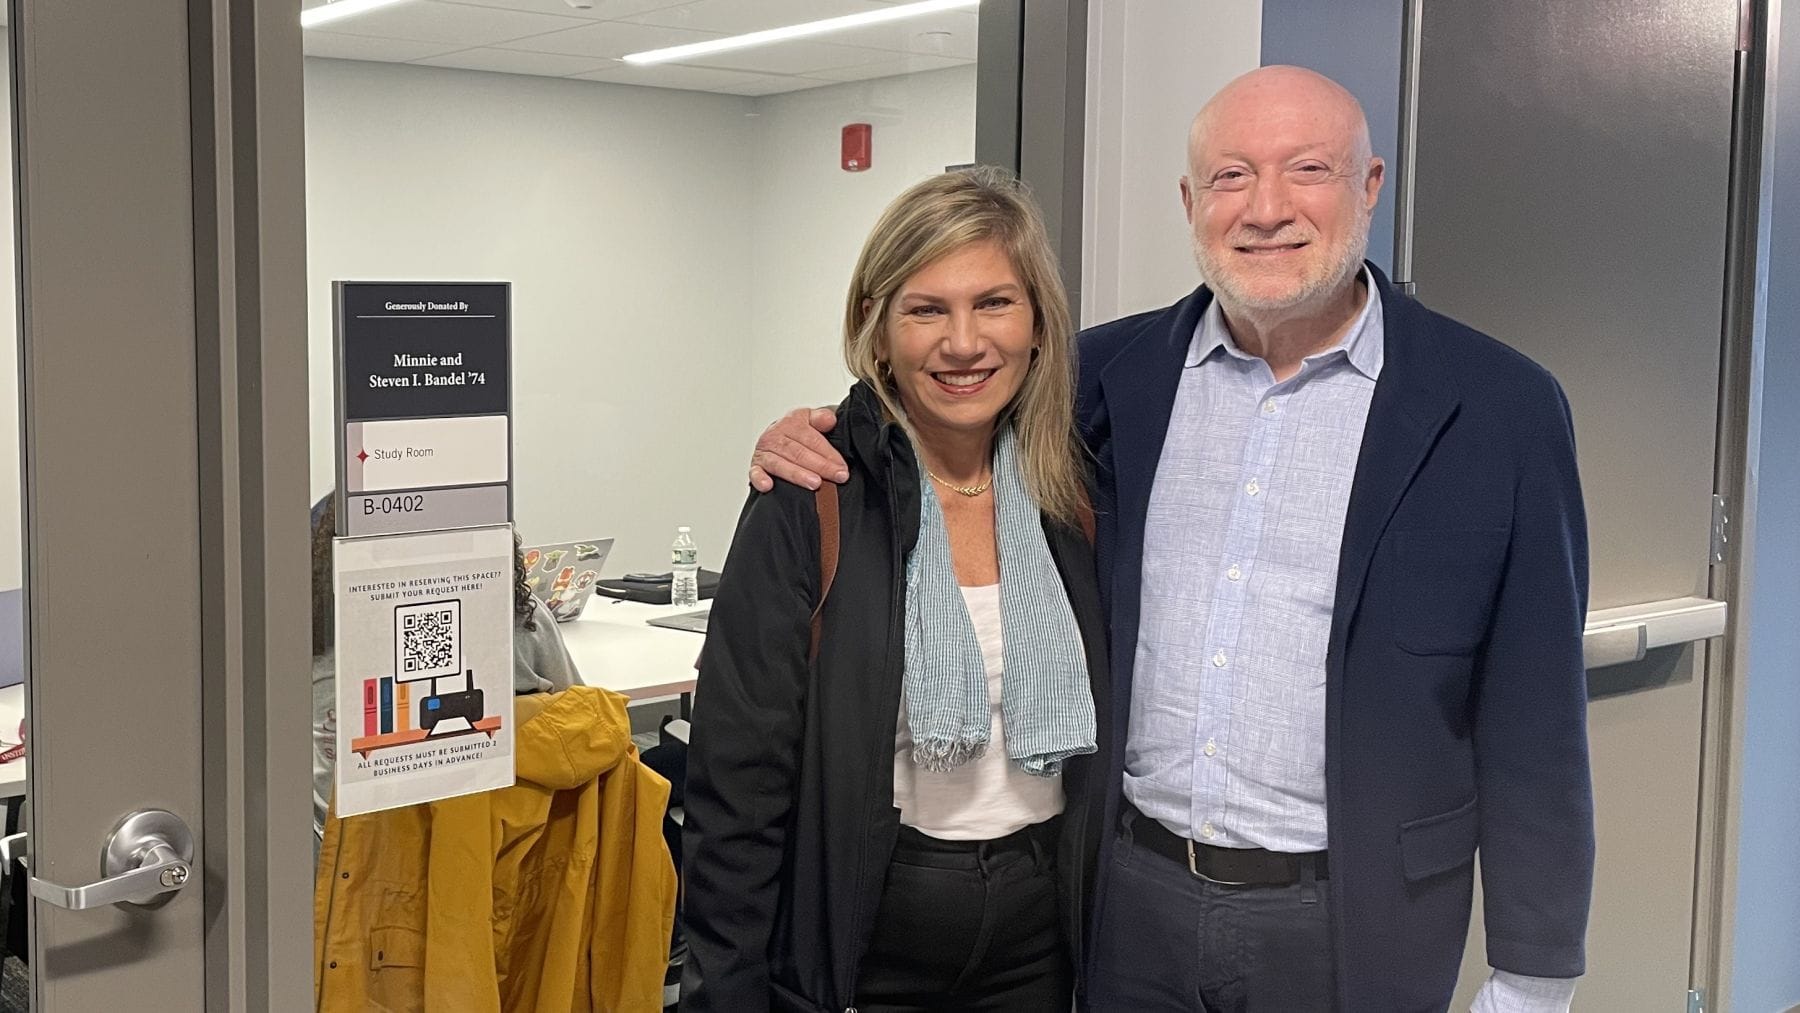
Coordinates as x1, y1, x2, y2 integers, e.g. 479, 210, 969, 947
332, 524, 515, 818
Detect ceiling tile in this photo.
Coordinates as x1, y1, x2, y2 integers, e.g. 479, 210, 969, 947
411, 46, 615, 76
710, 75, 833, 97
820, 9, 977, 59
571, 61, 782, 94
312, 0, 590, 45
685, 39, 887, 76
437, 0, 690, 19
494, 20, 720, 58
624, 0, 890, 35
803, 53, 968, 83
303, 31, 468, 62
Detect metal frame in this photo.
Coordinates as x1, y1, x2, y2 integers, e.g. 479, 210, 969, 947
974, 0, 1022, 172
1392, 0, 1424, 293
188, 0, 314, 1007
1694, 1, 1778, 1007
976, 0, 1088, 320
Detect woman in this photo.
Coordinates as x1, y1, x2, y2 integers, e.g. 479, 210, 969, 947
681, 167, 1111, 1012
308, 495, 581, 845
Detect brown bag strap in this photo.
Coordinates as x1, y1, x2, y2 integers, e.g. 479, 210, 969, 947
809, 483, 840, 663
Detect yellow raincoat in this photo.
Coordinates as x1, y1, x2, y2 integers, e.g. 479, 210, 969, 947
314, 686, 676, 1012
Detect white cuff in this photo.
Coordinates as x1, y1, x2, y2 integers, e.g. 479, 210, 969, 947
1469, 968, 1578, 1013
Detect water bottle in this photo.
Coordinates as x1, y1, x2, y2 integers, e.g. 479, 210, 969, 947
670, 527, 700, 608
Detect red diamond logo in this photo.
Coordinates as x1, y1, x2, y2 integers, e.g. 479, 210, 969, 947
357, 450, 369, 463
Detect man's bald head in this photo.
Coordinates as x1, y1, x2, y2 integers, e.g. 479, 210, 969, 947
1188, 66, 1374, 178
1178, 66, 1385, 318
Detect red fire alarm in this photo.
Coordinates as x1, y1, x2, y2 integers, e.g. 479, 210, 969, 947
842, 123, 872, 172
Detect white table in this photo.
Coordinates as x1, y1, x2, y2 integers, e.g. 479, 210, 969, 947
560, 598, 709, 713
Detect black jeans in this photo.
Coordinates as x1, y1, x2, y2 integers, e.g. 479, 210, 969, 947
854, 820, 1071, 1012
1087, 809, 1337, 1012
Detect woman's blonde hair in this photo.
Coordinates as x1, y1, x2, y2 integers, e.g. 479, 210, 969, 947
842, 166, 1084, 526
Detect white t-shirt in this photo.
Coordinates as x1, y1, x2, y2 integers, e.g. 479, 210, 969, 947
893, 583, 1065, 840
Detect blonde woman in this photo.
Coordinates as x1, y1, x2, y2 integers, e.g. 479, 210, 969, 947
681, 168, 1112, 1012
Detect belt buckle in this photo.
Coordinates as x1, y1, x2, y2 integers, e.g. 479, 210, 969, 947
1185, 840, 1248, 886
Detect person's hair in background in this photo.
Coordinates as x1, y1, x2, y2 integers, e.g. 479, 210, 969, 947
311, 497, 336, 657
309, 495, 536, 660
510, 531, 538, 632
842, 166, 1085, 526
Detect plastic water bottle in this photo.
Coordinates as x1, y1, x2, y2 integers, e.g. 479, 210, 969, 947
670, 527, 700, 608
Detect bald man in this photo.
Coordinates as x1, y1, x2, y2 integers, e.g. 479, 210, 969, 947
748, 67, 1593, 1012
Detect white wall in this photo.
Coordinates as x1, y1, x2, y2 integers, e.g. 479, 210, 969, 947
745, 66, 977, 431
1081, 0, 1262, 326
305, 59, 759, 575
306, 60, 976, 575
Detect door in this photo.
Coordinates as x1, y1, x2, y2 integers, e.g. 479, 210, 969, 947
1402, 0, 1740, 1007
4, 0, 311, 1007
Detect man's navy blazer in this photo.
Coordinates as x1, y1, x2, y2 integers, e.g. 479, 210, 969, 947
1075, 264, 1596, 1010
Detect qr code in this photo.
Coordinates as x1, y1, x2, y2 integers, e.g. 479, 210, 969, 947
395, 599, 461, 680
401, 609, 456, 673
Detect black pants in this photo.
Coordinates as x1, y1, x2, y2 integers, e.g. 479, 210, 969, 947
854, 820, 1071, 1012
1087, 809, 1337, 1012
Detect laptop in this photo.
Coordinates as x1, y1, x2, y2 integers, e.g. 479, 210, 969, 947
645, 609, 710, 634
520, 538, 614, 622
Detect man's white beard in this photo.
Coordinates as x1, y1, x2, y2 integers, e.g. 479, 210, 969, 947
1194, 210, 1371, 315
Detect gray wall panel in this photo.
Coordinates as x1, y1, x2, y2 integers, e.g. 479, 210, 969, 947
1259, 0, 1402, 274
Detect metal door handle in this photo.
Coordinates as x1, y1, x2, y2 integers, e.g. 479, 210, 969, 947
0, 832, 24, 870
1583, 597, 1728, 669
25, 809, 195, 910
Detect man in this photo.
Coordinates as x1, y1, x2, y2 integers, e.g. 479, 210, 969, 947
749, 67, 1593, 1012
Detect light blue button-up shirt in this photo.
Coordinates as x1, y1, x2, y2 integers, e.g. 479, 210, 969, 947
1124, 268, 1381, 853
1122, 269, 1578, 1010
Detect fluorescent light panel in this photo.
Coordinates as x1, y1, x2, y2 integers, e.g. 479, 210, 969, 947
623, 0, 980, 66
301, 0, 413, 29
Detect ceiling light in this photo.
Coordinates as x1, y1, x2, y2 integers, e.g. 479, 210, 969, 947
301, 0, 413, 29
622, 0, 979, 66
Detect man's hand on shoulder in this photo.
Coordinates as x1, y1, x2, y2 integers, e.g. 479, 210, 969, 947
749, 406, 848, 492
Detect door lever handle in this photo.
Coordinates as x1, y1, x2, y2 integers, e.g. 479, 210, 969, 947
31, 844, 188, 910
25, 809, 194, 910
0, 831, 24, 870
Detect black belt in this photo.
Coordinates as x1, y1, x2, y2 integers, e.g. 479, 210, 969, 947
1124, 805, 1328, 886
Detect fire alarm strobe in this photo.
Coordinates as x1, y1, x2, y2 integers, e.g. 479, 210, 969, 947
843, 123, 872, 172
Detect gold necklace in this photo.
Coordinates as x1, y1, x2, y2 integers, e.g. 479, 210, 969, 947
925, 468, 992, 497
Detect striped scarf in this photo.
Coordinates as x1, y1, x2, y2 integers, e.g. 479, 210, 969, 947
903, 427, 1096, 776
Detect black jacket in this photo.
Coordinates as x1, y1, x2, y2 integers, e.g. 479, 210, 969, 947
681, 382, 1114, 1013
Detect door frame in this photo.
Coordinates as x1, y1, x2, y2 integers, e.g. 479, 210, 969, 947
1694, 0, 1783, 1008
187, 0, 314, 1007
976, 0, 1087, 319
